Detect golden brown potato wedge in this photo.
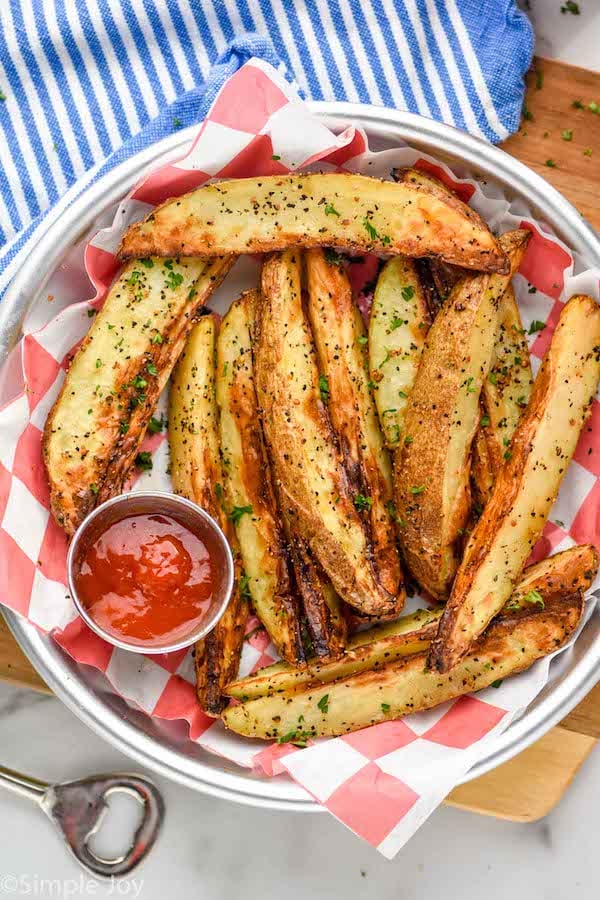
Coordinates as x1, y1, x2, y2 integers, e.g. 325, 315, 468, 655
43, 256, 232, 535
222, 592, 583, 740
119, 173, 508, 273
225, 542, 598, 701
430, 294, 600, 672
216, 292, 305, 664
169, 315, 247, 715
394, 230, 530, 600
368, 256, 431, 450
305, 248, 403, 602
254, 250, 397, 618
226, 606, 442, 701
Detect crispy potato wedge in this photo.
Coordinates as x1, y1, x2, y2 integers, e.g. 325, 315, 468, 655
226, 606, 442, 700
44, 256, 232, 535
216, 292, 305, 664
430, 294, 600, 672
255, 251, 397, 617
225, 542, 598, 701
305, 248, 403, 603
394, 230, 530, 599
119, 173, 508, 273
368, 256, 431, 450
222, 592, 583, 740
169, 315, 247, 715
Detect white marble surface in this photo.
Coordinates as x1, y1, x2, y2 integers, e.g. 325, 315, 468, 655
2, 6, 600, 897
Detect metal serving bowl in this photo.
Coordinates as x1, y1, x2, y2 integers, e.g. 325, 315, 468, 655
2, 103, 600, 812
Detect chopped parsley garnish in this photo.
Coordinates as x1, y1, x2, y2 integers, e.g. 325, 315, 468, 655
146, 362, 158, 376
239, 574, 252, 601
319, 373, 330, 403
381, 703, 391, 713
491, 679, 503, 689
229, 504, 253, 525
410, 485, 425, 495
353, 493, 373, 512
523, 589, 545, 609
147, 415, 164, 434
401, 285, 415, 302
324, 248, 342, 265
363, 218, 378, 241
0, 88, 6, 102
561, 1, 580, 13
536, 69, 543, 90
545, 159, 557, 168
317, 694, 329, 713
465, 376, 475, 393
480, 415, 490, 427
390, 316, 406, 331
120, 421, 130, 435
165, 270, 184, 290
89, 483, 99, 495
126, 270, 142, 286
151, 333, 163, 345
561, 129, 573, 142
528, 320, 545, 334
271, 154, 281, 161
404, 435, 413, 445
173, 116, 182, 128
522, 104, 533, 122
398, 390, 408, 399
131, 375, 148, 390
95, 358, 102, 368
572, 99, 585, 110
584, 147, 593, 157
488, 372, 498, 385
135, 451, 153, 471
589, 101, 600, 115
357, 335, 368, 346
87, 308, 96, 318
140, 258, 154, 269
324, 203, 340, 217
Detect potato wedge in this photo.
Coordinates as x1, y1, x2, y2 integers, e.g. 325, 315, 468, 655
43, 256, 232, 535
394, 230, 530, 599
305, 248, 403, 602
430, 294, 600, 672
225, 542, 598, 700
222, 592, 583, 740
368, 256, 431, 450
216, 292, 305, 664
254, 250, 397, 618
169, 315, 247, 715
226, 606, 442, 701
119, 173, 508, 274
283, 527, 347, 659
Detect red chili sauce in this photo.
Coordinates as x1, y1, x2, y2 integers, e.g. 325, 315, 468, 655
74, 513, 213, 645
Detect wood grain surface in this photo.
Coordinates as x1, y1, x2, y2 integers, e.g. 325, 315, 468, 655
0, 57, 599, 820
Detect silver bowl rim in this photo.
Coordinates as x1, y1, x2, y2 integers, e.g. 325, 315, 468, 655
66, 491, 235, 655
2, 100, 599, 812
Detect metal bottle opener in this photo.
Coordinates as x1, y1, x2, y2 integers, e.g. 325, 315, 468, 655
0, 765, 164, 877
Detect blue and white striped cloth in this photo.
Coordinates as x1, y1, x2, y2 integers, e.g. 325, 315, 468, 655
0, 0, 533, 299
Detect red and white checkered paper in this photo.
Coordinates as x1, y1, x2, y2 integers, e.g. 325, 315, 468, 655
1, 58, 600, 857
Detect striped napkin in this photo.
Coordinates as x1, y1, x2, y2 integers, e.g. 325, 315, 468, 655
0, 0, 533, 295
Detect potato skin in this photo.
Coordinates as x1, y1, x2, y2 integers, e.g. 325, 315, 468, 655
119, 173, 508, 274
254, 250, 397, 618
44, 256, 232, 535
222, 592, 583, 740
306, 248, 403, 603
216, 292, 305, 664
394, 230, 530, 600
429, 295, 600, 673
169, 315, 247, 716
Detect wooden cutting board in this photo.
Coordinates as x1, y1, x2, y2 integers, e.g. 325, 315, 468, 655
1, 57, 599, 821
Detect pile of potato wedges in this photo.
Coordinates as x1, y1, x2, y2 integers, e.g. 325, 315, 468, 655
43, 169, 600, 738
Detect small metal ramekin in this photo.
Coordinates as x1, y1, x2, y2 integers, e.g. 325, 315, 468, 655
66, 491, 234, 655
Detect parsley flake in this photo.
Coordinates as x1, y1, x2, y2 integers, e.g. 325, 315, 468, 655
410, 485, 425, 495
135, 451, 153, 471
354, 493, 373, 512
324, 203, 340, 217
319, 374, 330, 403
363, 218, 378, 241
528, 320, 545, 334
229, 504, 253, 525
317, 694, 329, 713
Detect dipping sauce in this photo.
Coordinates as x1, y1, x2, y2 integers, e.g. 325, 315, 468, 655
74, 513, 214, 645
